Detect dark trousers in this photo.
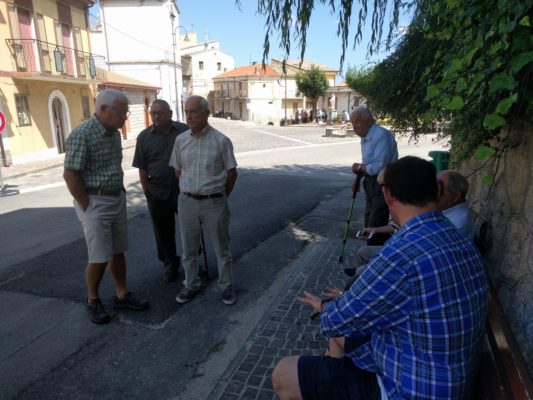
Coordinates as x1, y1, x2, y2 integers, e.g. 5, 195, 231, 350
363, 176, 389, 228
146, 190, 178, 265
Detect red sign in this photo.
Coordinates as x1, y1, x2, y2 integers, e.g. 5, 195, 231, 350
0, 111, 5, 133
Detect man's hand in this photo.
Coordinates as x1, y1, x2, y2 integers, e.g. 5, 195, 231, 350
297, 291, 322, 314
352, 163, 366, 174
321, 287, 344, 300
63, 169, 89, 211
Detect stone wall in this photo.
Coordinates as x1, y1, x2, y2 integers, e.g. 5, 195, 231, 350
460, 123, 532, 372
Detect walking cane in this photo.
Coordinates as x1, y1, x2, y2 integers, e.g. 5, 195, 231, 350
338, 171, 363, 263
198, 226, 210, 280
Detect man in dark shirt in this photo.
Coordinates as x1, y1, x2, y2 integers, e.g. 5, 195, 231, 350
133, 100, 188, 282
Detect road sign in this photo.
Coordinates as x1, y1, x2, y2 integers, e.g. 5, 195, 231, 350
0, 111, 5, 133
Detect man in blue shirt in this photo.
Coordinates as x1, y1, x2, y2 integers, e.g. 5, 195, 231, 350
437, 170, 475, 239
272, 156, 488, 400
350, 108, 398, 227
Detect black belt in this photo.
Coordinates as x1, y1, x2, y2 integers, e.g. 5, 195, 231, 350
184, 192, 223, 200
86, 188, 124, 197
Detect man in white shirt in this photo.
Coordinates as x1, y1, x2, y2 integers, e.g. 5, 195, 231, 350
169, 96, 238, 306
437, 170, 475, 239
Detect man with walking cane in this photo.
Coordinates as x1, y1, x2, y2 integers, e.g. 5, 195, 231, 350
350, 107, 397, 227
170, 96, 238, 306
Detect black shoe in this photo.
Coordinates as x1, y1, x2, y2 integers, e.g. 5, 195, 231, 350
175, 287, 199, 304
164, 258, 179, 283
222, 287, 236, 306
113, 292, 149, 311
87, 298, 110, 324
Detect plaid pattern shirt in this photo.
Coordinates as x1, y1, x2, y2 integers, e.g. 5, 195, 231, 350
64, 115, 124, 190
321, 211, 488, 399
169, 124, 237, 195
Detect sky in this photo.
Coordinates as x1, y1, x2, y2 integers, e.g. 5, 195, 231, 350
90, 1, 414, 79
177, 0, 414, 77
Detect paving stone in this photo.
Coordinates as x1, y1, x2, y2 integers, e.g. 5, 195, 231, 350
209, 240, 360, 399
241, 387, 259, 399
247, 374, 264, 387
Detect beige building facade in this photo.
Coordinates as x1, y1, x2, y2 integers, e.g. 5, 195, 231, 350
0, 0, 98, 164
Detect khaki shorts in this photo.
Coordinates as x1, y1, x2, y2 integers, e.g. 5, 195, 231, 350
74, 192, 128, 263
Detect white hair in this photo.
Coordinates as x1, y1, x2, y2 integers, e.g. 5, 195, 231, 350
95, 89, 128, 109
186, 95, 209, 112
351, 107, 374, 120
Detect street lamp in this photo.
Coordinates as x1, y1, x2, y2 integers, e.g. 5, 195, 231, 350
170, 12, 189, 120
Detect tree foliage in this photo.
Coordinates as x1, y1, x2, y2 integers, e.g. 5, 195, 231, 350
247, 0, 405, 68
419, 0, 533, 162
345, 27, 441, 133
252, 0, 533, 161
295, 66, 329, 112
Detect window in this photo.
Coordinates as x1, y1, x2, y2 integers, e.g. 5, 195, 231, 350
81, 95, 91, 120
217, 62, 221, 71
73, 28, 86, 77
199, 61, 204, 70
35, 13, 51, 72
15, 94, 31, 126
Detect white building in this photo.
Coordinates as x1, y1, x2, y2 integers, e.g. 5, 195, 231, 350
213, 64, 281, 124
90, 0, 186, 121
180, 33, 235, 107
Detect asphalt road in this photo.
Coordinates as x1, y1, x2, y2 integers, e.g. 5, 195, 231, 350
0, 119, 446, 399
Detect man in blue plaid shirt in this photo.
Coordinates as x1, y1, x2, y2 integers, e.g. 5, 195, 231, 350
272, 156, 488, 400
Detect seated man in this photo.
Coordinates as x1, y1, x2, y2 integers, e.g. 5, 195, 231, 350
272, 156, 488, 400
346, 169, 476, 278
437, 169, 475, 239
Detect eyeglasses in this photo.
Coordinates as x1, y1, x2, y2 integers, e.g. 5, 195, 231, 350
149, 111, 170, 116
109, 106, 130, 117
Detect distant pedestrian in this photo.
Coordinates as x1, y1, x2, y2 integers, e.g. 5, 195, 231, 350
350, 107, 398, 227
132, 100, 189, 282
64, 89, 148, 324
342, 110, 349, 122
170, 95, 238, 306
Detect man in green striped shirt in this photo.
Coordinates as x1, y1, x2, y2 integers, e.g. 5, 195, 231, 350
64, 89, 148, 324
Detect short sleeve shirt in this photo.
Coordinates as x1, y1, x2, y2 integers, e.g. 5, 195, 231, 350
169, 124, 237, 195
64, 115, 124, 190
132, 121, 189, 199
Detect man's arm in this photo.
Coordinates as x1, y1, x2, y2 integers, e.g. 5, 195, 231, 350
225, 168, 238, 196
138, 169, 149, 193
63, 169, 89, 211
365, 130, 397, 176
320, 257, 410, 339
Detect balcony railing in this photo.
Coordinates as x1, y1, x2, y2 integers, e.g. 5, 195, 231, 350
5, 38, 103, 79
214, 90, 247, 99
